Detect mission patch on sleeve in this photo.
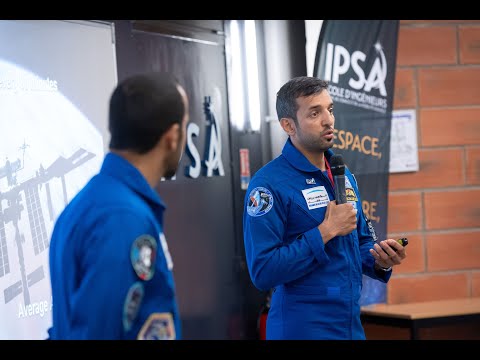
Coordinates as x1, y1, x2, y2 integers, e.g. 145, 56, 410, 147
130, 234, 157, 281
137, 312, 176, 340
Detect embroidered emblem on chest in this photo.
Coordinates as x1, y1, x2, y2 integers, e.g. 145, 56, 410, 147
345, 177, 358, 202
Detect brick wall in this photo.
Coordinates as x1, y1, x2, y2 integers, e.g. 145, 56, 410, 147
388, 19, 480, 306
364, 20, 480, 339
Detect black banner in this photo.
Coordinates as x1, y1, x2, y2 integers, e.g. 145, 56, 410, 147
114, 21, 240, 338
314, 20, 399, 305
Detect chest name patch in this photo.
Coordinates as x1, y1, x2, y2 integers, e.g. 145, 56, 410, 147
301, 186, 330, 210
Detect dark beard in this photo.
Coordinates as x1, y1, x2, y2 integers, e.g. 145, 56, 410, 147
163, 167, 177, 179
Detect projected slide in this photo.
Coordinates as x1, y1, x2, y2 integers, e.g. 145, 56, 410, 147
0, 20, 117, 339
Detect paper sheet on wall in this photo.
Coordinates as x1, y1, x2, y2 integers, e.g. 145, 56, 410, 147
389, 109, 419, 173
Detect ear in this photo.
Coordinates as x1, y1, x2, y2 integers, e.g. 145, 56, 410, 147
279, 117, 295, 136
163, 123, 181, 151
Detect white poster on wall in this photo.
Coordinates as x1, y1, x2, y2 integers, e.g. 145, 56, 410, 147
389, 109, 419, 173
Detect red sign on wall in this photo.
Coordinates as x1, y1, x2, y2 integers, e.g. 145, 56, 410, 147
239, 148, 251, 190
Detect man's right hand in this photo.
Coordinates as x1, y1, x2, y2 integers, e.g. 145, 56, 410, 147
318, 200, 357, 244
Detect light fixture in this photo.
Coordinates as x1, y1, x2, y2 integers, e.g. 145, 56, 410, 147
226, 20, 261, 133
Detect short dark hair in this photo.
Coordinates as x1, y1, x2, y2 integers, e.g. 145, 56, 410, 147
276, 76, 329, 123
108, 72, 185, 154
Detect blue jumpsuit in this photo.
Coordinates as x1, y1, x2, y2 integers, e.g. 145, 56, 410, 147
243, 138, 391, 340
48, 152, 181, 340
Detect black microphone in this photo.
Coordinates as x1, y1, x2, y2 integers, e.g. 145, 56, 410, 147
330, 154, 347, 204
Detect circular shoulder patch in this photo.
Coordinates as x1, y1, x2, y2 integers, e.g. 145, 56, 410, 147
131, 234, 157, 281
123, 282, 144, 332
247, 187, 274, 217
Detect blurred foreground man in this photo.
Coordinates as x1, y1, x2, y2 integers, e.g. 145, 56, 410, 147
48, 72, 189, 339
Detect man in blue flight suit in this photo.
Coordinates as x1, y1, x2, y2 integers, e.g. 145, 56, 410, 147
243, 76, 407, 340
48, 72, 189, 339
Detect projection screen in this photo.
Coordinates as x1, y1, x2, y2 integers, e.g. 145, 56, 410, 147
0, 20, 117, 339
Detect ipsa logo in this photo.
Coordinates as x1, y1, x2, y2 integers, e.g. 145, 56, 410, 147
323, 42, 387, 97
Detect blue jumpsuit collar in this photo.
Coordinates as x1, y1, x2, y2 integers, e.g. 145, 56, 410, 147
282, 138, 335, 172
100, 152, 166, 209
